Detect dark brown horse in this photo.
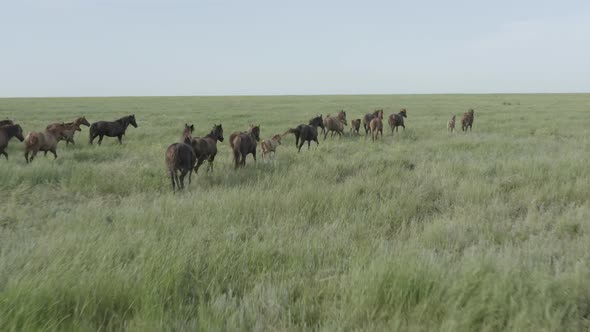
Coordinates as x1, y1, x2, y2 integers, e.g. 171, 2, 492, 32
0, 124, 25, 160
181, 123, 194, 142
388, 108, 408, 135
350, 119, 361, 135
89, 115, 137, 145
46, 116, 90, 145
284, 115, 324, 152
461, 109, 475, 131
165, 137, 197, 192
231, 125, 260, 168
363, 109, 383, 135
191, 124, 224, 173
0, 120, 14, 127
323, 110, 347, 139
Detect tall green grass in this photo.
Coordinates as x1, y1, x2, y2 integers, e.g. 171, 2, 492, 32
1, 94, 589, 331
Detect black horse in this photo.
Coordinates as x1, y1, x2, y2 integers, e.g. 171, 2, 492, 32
89, 115, 138, 145
284, 115, 324, 152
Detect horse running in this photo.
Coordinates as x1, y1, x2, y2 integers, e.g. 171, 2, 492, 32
447, 115, 456, 132
165, 137, 197, 192
0, 124, 25, 160
369, 110, 384, 142
89, 115, 137, 145
363, 109, 383, 136
231, 125, 260, 168
284, 115, 323, 152
46, 116, 90, 145
461, 109, 475, 131
350, 119, 361, 135
24, 126, 69, 163
387, 109, 408, 135
323, 110, 347, 139
191, 124, 224, 173
260, 134, 282, 160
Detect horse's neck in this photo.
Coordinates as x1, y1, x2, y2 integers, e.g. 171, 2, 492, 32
117, 119, 129, 129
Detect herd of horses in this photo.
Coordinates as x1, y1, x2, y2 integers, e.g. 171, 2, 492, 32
0, 109, 475, 192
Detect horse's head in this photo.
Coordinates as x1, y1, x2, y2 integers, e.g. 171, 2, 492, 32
185, 123, 194, 133
129, 115, 138, 128
400, 109, 408, 118
13, 124, 25, 142
310, 115, 324, 129
249, 124, 261, 142
339, 110, 347, 125
213, 124, 224, 142
272, 134, 282, 144
469, 109, 474, 115
76, 116, 91, 127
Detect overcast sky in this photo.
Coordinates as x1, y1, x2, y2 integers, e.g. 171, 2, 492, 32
1, 0, 589, 97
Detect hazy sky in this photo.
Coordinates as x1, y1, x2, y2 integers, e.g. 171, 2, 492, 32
1, 0, 589, 97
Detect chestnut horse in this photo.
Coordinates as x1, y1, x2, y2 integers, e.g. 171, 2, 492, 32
0, 124, 25, 160
369, 110, 384, 142
260, 134, 282, 160
231, 125, 260, 168
350, 119, 361, 135
461, 109, 475, 131
363, 109, 382, 136
46, 116, 90, 145
181, 123, 194, 142
24, 126, 69, 163
323, 110, 347, 139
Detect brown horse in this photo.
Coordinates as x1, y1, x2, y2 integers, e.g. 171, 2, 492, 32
369, 111, 384, 142
363, 109, 383, 135
284, 115, 323, 152
350, 119, 361, 135
0, 124, 25, 160
0, 119, 14, 127
231, 125, 260, 168
24, 126, 68, 163
461, 109, 475, 131
447, 115, 456, 132
89, 115, 137, 145
388, 108, 408, 135
260, 134, 282, 160
165, 137, 197, 192
323, 111, 347, 139
46, 116, 90, 145
181, 123, 194, 142
191, 124, 224, 173
45, 122, 83, 146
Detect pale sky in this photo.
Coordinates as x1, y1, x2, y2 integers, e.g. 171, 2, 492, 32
1, 0, 589, 97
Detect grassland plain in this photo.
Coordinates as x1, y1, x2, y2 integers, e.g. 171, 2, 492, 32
0, 94, 589, 331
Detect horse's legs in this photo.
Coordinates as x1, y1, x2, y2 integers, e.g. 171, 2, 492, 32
50, 149, 57, 159
170, 169, 176, 192
179, 170, 187, 190
297, 141, 303, 153
252, 150, 256, 163
402, 124, 405, 131
30, 150, 38, 162
295, 134, 300, 147
24, 150, 29, 163
98, 135, 104, 145
44, 151, 48, 156
195, 157, 206, 174
117, 135, 123, 144
70, 137, 75, 145
207, 155, 215, 172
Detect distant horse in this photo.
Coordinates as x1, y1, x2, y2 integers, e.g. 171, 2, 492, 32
350, 119, 361, 135
231, 125, 261, 168
181, 123, 194, 142
363, 109, 383, 135
369, 110, 384, 142
284, 115, 323, 152
447, 115, 456, 132
461, 109, 474, 131
24, 126, 69, 163
46, 116, 90, 145
191, 124, 224, 173
89, 115, 137, 145
165, 137, 197, 192
0, 120, 14, 127
0, 124, 25, 160
284, 115, 325, 148
388, 108, 408, 135
323, 110, 347, 139
260, 134, 282, 160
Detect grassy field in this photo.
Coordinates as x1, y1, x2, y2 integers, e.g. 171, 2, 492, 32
1, 94, 589, 331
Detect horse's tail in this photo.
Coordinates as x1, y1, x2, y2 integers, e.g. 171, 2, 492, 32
24, 132, 38, 148
283, 128, 298, 136
89, 123, 97, 143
